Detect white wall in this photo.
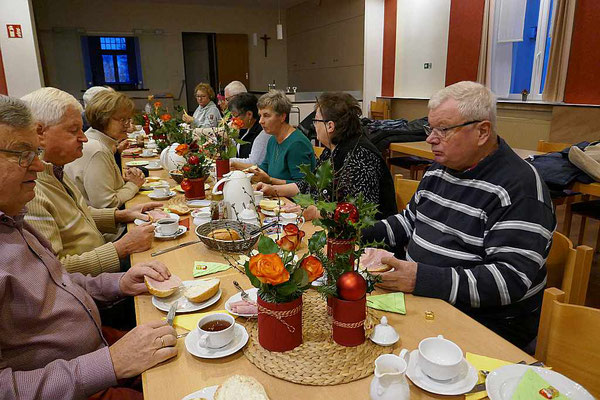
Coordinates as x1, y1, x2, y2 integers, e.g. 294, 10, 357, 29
32, 0, 288, 104
394, 0, 450, 98
362, 0, 384, 115
0, 0, 44, 97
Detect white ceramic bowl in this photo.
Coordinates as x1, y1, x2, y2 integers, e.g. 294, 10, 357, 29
417, 335, 463, 381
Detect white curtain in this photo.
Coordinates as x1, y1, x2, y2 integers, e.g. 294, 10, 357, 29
497, 0, 527, 43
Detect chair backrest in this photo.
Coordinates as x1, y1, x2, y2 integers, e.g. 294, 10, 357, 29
546, 231, 593, 305
537, 140, 571, 153
313, 145, 324, 158
535, 287, 600, 398
370, 100, 390, 120
394, 174, 419, 212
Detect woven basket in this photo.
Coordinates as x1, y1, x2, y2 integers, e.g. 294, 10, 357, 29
243, 291, 396, 385
195, 220, 260, 253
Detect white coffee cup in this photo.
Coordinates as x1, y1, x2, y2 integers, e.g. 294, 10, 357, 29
197, 313, 235, 349
152, 185, 170, 198
142, 148, 154, 156
146, 141, 157, 149
156, 218, 179, 236
280, 212, 305, 228
253, 191, 264, 204
417, 335, 463, 380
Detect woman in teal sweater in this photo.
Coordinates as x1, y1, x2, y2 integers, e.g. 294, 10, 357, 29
251, 90, 315, 184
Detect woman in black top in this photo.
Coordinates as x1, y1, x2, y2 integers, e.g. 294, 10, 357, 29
257, 92, 396, 220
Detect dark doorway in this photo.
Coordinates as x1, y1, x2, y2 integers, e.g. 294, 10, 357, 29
182, 32, 217, 112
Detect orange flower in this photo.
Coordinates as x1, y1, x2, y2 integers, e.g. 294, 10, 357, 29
160, 113, 172, 122
300, 255, 324, 282
153, 101, 162, 109
249, 253, 289, 285
231, 116, 244, 130
175, 143, 189, 156
277, 224, 305, 251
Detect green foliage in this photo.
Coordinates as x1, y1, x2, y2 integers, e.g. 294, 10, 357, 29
257, 235, 279, 254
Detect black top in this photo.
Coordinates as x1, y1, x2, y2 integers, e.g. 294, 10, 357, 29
237, 121, 263, 159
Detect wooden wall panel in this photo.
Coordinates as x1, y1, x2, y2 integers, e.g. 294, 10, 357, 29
549, 107, 600, 143
0, 47, 8, 95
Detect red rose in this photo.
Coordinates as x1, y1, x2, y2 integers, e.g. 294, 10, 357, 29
277, 224, 305, 251
189, 142, 200, 152
188, 155, 199, 165
334, 202, 359, 223
283, 223, 299, 235
182, 165, 191, 172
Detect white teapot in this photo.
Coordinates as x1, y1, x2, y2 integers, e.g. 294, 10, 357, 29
369, 349, 410, 400
160, 143, 185, 172
212, 170, 254, 217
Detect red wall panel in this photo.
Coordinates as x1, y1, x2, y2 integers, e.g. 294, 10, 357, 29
0, 47, 7, 95
381, 0, 397, 97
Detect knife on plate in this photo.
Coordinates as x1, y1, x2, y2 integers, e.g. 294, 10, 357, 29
166, 301, 178, 326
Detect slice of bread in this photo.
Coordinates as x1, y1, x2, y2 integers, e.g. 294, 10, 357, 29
259, 199, 279, 211
169, 203, 190, 215
214, 375, 269, 400
144, 274, 182, 297
208, 228, 241, 241
184, 278, 220, 303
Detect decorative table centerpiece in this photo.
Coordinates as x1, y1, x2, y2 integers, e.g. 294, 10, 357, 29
201, 110, 245, 179
175, 140, 211, 200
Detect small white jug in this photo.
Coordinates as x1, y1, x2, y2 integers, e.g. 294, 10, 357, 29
369, 349, 410, 400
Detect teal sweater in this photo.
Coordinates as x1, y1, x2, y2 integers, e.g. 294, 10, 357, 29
259, 129, 316, 183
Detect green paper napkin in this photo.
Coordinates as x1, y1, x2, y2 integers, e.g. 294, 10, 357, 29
193, 261, 230, 277
366, 292, 406, 314
511, 369, 569, 400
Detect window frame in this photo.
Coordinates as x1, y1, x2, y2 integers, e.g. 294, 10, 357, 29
84, 35, 141, 91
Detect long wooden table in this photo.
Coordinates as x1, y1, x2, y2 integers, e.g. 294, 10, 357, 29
127, 161, 535, 400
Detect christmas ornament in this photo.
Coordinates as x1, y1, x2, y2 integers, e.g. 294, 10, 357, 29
334, 202, 359, 224
180, 179, 191, 191
337, 271, 367, 300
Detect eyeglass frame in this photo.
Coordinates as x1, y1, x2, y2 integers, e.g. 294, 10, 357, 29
0, 147, 43, 168
312, 118, 332, 126
111, 116, 132, 126
423, 120, 483, 140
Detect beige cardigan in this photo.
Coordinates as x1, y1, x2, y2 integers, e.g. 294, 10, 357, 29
25, 162, 121, 275
65, 128, 139, 208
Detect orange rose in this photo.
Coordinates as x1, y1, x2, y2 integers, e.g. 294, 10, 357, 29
300, 255, 324, 282
277, 224, 305, 251
231, 117, 244, 130
175, 143, 189, 156
153, 101, 162, 109
249, 253, 289, 285
160, 113, 172, 122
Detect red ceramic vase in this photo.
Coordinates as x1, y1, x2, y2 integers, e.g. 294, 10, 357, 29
326, 237, 356, 263
184, 177, 205, 200
257, 295, 303, 352
331, 295, 366, 347
215, 159, 230, 180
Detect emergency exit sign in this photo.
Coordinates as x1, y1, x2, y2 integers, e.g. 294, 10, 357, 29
6, 24, 23, 38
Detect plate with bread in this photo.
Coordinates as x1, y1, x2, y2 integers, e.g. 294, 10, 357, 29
225, 287, 258, 317
258, 199, 282, 216
182, 375, 269, 400
145, 275, 222, 313
358, 248, 395, 273
134, 210, 179, 226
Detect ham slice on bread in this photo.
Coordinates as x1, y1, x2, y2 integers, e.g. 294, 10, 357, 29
144, 274, 182, 297
359, 248, 395, 273
146, 209, 170, 222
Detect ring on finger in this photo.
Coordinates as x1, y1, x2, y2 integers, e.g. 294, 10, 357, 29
159, 336, 165, 348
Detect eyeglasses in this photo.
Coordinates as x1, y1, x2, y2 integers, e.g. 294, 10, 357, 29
112, 117, 131, 126
423, 120, 482, 139
0, 147, 43, 167
312, 119, 331, 126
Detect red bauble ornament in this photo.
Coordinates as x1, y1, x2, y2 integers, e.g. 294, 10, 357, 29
334, 202, 359, 223
188, 155, 199, 165
336, 271, 367, 301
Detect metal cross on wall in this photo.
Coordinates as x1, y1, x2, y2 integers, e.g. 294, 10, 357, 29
260, 34, 271, 57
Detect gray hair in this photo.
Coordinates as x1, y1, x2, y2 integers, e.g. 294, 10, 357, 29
224, 81, 247, 97
257, 90, 292, 116
21, 87, 83, 127
428, 81, 497, 133
0, 95, 33, 130
83, 86, 112, 107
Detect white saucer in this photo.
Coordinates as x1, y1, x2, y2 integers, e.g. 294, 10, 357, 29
185, 323, 249, 359
405, 350, 477, 395
140, 153, 156, 158
125, 160, 149, 167
152, 283, 221, 313
145, 163, 162, 170
486, 364, 594, 400
261, 209, 278, 217
154, 225, 187, 239
187, 199, 212, 207
148, 190, 176, 200
134, 212, 179, 226
182, 385, 218, 400
140, 179, 169, 191
224, 287, 258, 317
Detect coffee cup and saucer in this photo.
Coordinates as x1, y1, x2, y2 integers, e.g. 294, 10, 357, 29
278, 212, 305, 228
154, 218, 187, 239
184, 313, 249, 359
148, 185, 176, 200
141, 148, 155, 157
404, 335, 478, 395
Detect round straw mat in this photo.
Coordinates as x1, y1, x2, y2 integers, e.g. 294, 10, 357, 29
242, 291, 397, 385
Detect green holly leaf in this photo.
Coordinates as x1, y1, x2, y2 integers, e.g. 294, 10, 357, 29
308, 230, 327, 254
275, 280, 298, 296
257, 235, 279, 254
315, 160, 333, 190
299, 164, 318, 187
292, 193, 315, 208
316, 200, 337, 213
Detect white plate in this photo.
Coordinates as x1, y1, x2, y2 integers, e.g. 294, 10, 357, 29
154, 225, 187, 239
405, 350, 477, 395
181, 385, 218, 400
140, 153, 157, 158
125, 160, 149, 167
260, 209, 278, 217
134, 212, 179, 226
148, 190, 176, 200
146, 163, 163, 170
185, 323, 249, 359
486, 364, 594, 400
152, 282, 222, 313
187, 199, 212, 207
140, 179, 169, 191
224, 287, 258, 317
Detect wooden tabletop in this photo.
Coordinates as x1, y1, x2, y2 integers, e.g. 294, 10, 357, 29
389, 141, 544, 160
126, 160, 535, 400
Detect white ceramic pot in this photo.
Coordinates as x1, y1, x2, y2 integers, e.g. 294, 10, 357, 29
370, 349, 410, 400
160, 143, 186, 172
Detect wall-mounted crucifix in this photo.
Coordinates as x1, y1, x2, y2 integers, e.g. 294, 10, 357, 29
260, 34, 271, 57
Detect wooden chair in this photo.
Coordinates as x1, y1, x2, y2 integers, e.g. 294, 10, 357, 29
571, 199, 600, 252
535, 287, 600, 398
394, 174, 420, 212
537, 139, 570, 153
546, 231, 593, 305
313, 145, 324, 158
370, 100, 390, 120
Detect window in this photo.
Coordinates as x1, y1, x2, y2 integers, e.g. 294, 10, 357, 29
490, 0, 554, 100
82, 36, 142, 90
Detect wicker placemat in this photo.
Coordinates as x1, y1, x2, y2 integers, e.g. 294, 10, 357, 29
242, 291, 398, 385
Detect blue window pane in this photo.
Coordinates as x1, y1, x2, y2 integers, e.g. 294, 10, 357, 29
540, 0, 554, 93
100, 36, 127, 50
509, 0, 541, 94
117, 55, 130, 83
102, 55, 116, 83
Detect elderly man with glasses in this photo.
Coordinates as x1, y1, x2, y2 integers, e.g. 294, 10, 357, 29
362, 81, 556, 350
20, 87, 159, 277
0, 95, 177, 400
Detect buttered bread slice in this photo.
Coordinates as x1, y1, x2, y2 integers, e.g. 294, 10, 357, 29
183, 278, 220, 303
214, 375, 269, 400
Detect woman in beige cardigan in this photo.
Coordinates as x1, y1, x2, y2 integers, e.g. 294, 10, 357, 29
65, 91, 145, 208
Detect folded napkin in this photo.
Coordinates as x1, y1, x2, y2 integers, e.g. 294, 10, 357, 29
162, 309, 235, 331
366, 292, 406, 314
512, 369, 568, 400
465, 352, 513, 400
193, 261, 230, 277
140, 190, 153, 195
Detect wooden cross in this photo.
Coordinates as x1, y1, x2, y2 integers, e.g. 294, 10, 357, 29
260, 34, 271, 57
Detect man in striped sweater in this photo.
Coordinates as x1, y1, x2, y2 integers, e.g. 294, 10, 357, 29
363, 82, 556, 349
